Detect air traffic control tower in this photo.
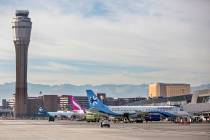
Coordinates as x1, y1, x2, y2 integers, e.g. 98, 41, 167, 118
12, 10, 32, 118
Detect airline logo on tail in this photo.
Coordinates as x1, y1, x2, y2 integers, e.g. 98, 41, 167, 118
86, 89, 119, 116
69, 96, 82, 111
69, 96, 85, 114
38, 106, 49, 116
89, 96, 98, 106
86, 90, 101, 108
38, 106, 44, 113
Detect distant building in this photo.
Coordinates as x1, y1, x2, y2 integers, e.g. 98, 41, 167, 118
115, 97, 147, 106
104, 97, 117, 106
0, 108, 13, 117
59, 95, 70, 111
8, 94, 15, 110
0, 96, 15, 117
97, 93, 106, 103
149, 83, 190, 98
74, 96, 89, 109
2, 99, 8, 109
27, 97, 42, 116
42, 95, 59, 112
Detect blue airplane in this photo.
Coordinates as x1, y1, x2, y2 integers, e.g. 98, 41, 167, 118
86, 89, 189, 120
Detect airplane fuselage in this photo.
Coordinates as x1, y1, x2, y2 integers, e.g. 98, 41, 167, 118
108, 105, 188, 117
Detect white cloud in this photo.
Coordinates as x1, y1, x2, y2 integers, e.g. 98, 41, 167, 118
0, 0, 209, 85
30, 61, 79, 72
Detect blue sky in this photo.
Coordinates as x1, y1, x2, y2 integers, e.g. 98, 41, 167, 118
0, 0, 210, 85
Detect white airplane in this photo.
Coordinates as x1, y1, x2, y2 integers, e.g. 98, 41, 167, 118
38, 96, 85, 121
86, 90, 189, 121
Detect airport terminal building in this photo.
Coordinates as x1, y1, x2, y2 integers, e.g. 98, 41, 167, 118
183, 89, 210, 114
128, 89, 210, 115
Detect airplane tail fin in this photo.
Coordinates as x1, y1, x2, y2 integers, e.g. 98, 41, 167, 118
69, 95, 85, 114
86, 89, 117, 115
37, 106, 48, 116
86, 89, 104, 108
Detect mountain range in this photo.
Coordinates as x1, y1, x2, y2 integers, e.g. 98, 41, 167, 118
0, 82, 210, 101
0, 82, 148, 100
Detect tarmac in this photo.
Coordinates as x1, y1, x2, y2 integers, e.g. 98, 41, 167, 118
0, 120, 209, 140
